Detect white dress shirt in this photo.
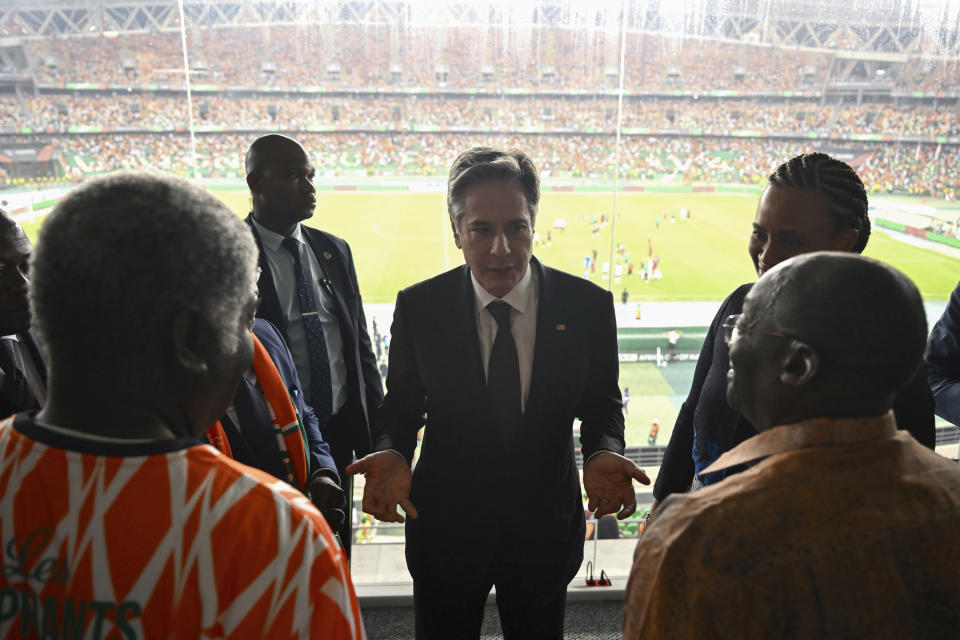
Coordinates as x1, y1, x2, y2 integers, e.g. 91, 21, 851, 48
250, 218, 346, 414
471, 263, 538, 414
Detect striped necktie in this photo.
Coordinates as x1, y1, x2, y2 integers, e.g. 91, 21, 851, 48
281, 236, 333, 428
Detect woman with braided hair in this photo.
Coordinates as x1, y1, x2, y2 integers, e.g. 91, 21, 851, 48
649, 152, 935, 519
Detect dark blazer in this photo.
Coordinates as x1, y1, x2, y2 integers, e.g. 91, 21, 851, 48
246, 215, 383, 470
927, 280, 960, 426
223, 318, 337, 483
0, 329, 47, 420
375, 258, 625, 585
654, 282, 937, 501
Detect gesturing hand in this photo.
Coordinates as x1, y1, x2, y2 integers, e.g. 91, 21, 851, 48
583, 451, 650, 520
346, 451, 418, 523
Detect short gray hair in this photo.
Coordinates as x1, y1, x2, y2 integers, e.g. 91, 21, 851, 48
447, 147, 540, 229
31, 171, 257, 375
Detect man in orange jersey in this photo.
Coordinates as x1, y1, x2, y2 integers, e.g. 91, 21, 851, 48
0, 172, 364, 639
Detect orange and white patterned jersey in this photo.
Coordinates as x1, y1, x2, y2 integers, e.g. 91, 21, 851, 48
0, 415, 365, 639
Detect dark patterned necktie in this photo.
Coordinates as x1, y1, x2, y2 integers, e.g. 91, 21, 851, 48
486, 301, 522, 444
0, 339, 36, 412
281, 237, 333, 427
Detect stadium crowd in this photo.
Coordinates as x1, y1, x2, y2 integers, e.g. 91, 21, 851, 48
22, 26, 960, 92
832, 103, 960, 138
32, 132, 956, 198
23, 28, 828, 90
9, 93, 959, 141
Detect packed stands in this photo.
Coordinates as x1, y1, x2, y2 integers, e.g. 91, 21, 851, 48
2, 23, 958, 199
25, 28, 836, 92
31, 133, 957, 199
8, 94, 959, 139
832, 104, 960, 138
21, 26, 960, 92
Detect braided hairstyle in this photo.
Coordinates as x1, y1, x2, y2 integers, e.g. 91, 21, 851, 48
768, 152, 871, 253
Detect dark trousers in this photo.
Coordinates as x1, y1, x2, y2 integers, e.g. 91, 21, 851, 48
326, 411, 357, 560
412, 558, 567, 640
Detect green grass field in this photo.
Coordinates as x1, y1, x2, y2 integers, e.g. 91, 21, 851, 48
19, 187, 959, 448
216, 189, 960, 448
217, 190, 960, 303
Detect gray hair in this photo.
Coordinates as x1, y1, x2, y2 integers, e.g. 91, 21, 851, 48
31, 171, 257, 375
447, 147, 540, 229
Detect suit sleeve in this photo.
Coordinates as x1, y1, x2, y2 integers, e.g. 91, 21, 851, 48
373, 289, 425, 464
926, 280, 960, 426
297, 387, 340, 482
653, 290, 733, 501
342, 241, 384, 430
577, 289, 627, 461
255, 319, 339, 480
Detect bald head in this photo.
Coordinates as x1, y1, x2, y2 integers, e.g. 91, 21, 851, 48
755, 252, 926, 394
727, 252, 927, 430
245, 134, 316, 236
244, 134, 305, 177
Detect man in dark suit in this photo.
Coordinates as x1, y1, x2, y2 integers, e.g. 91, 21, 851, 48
245, 134, 382, 555
0, 209, 45, 419
220, 318, 346, 529
348, 147, 650, 639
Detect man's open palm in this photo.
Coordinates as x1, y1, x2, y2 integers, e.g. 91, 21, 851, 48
346, 451, 418, 523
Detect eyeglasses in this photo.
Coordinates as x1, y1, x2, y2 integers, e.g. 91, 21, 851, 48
722, 314, 790, 345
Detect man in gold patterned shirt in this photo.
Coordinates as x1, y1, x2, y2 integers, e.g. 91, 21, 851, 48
625, 252, 960, 639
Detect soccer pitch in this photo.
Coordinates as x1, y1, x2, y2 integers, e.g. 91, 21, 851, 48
18, 187, 947, 448
213, 188, 960, 448
217, 190, 960, 303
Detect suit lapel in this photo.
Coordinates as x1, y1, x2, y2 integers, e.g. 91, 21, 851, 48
302, 228, 356, 346
246, 215, 285, 332
455, 266, 486, 395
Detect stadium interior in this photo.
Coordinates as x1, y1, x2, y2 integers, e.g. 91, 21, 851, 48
2, 0, 959, 636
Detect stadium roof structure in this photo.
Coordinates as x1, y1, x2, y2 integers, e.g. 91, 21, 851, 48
0, 0, 956, 57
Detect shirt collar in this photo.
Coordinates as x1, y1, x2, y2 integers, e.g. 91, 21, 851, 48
471, 260, 535, 315
33, 418, 155, 444
702, 411, 898, 475
1, 335, 18, 342
250, 215, 305, 253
